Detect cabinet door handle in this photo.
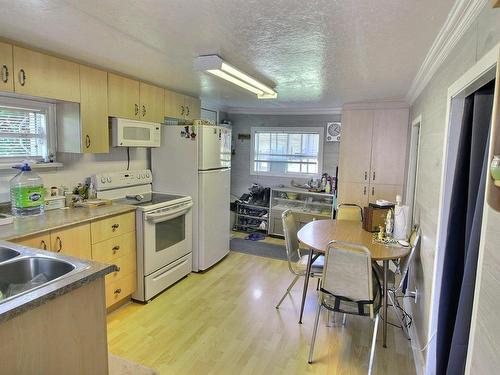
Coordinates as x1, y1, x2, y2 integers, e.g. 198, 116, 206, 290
134, 104, 139, 116
372, 187, 375, 195
181, 105, 185, 116
372, 171, 376, 181
18, 69, 26, 86
363, 186, 367, 195
56, 236, 62, 252
142, 105, 146, 117
112, 245, 120, 253
85, 134, 91, 149
114, 288, 122, 294
40, 240, 47, 250
111, 223, 120, 231
364, 171, 367, 181
1, 64, 8, 83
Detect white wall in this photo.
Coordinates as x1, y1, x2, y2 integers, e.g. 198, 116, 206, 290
0, 147, 149, 203
227, 113, 341, 197
408, 5, 500, 373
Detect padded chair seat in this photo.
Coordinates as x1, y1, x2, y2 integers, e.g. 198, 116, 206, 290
322, 270, 382, 316
295, 254, 324, 274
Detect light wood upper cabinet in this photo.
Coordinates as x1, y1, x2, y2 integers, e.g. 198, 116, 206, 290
13, 232, 51, 251
0, 42, 14, 92
80, 65, 109, 153
139, 82, 164, 123
50, 223, 92, 260
107, 73, 140, 119
164, 89, 201, 121
338, 110, 374, 184
185, 95, 201, 121
338, 106, 409, 207
13, 46, 80, 102
370, 109, 409, 186
164, 89, 185, 119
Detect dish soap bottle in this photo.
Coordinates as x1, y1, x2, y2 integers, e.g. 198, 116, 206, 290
10, 163, 45, 216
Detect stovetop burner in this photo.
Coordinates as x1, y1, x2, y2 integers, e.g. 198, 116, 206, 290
113, 192, 187, 207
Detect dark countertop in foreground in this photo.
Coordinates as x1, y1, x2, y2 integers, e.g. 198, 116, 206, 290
0, 241, 116, 323
0, 204, 136, 241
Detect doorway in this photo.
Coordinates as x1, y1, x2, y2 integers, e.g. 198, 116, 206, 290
406, 115, 422, 223
427, 44, 499, 375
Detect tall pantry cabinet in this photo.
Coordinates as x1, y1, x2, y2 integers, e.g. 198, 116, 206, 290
337, 104, 409, 207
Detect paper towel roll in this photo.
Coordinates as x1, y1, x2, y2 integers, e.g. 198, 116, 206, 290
394, 205, 410, 240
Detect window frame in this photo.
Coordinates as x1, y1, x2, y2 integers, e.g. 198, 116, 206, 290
250, 126, 324, 178
0, 96, 57, 164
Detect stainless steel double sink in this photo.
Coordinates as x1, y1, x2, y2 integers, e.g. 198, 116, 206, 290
0, 244, 90, 304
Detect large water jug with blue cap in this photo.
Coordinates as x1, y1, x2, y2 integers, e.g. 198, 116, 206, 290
10, 163, 45, 216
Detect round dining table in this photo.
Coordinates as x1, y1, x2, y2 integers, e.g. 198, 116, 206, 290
297, 219, 410, 348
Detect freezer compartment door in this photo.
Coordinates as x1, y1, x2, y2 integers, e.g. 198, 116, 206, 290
199, 126, 231, 170
197, 168, 230, 270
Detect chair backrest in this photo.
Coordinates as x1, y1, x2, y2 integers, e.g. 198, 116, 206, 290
397, 226, 421, 290
337, 204, 363, 222
281, 209, 302, 275
322, 240, 375, 317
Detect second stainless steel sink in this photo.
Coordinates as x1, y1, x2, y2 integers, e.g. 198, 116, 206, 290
0, 257, 77, 300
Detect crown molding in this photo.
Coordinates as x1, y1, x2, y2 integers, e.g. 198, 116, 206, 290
406, 0, 489, 104
343, 100, 409, 111
224, 106, 342, 115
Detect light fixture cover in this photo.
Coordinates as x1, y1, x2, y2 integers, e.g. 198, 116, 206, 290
194, 55, 277, 99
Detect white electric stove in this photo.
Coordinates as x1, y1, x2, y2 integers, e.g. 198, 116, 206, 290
92, 169, 193, 302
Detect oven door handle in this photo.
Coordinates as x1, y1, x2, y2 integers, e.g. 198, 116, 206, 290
145, 202, 193, 223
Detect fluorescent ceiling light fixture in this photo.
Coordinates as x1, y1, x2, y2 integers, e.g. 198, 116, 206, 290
195, 55, 277, 99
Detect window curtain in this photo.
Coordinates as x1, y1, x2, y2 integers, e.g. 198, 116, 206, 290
436, 80, 495, 375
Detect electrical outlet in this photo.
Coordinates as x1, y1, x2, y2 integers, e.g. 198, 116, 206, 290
407, 288, 418, 304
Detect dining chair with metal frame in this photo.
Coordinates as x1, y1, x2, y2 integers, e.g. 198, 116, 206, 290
275, 209, 324, 309
308, 240, 382, 375
336, 204, 363, 221
377, 226, 421, 339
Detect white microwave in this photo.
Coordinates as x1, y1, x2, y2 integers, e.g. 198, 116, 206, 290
111, 118, 161, 147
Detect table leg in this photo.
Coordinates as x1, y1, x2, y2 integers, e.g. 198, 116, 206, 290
299, 248, 314, 324
383, 260, 388, 348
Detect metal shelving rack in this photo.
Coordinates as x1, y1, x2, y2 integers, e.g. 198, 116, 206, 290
268, 187, 335, 236
233, 201, 269, 233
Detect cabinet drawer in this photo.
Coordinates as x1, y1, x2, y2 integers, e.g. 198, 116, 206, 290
105, 251, 136, 284
92, 231, 136, 262
105, 272, 136, 307
13, 232, 51, 251
91, 212, 135, 243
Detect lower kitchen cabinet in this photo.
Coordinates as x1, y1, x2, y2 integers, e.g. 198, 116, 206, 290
13, 232, 51, 251
105, 272, 136, 307
10, 211, 137, 310
368, 183, 404, 204
91, 212, 137, 308
50, 224, 92, 259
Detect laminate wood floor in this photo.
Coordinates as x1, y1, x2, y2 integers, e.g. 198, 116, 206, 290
107, 251, 416, 375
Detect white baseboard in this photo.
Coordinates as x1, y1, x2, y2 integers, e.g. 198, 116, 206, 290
404, 298, 426, 375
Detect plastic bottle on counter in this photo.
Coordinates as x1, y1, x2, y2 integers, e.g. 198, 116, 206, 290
10, 163, 45, 216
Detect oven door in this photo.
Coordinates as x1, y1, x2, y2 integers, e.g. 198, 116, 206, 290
142, 201, 193, 276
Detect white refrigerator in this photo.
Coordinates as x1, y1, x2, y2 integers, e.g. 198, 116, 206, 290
152, 125, 231, 272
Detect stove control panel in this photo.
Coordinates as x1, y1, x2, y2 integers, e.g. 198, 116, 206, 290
92, 169, 153, 191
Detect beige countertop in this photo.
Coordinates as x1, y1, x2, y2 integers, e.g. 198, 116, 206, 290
0, 204, 136, 241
